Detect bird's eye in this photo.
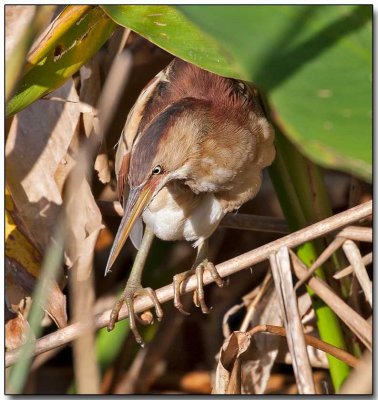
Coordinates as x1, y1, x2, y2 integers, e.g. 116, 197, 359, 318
152, 165, 163, 175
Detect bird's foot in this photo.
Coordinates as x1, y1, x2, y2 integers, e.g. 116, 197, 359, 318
173, 259, 224, 315
107, 282, 163, 346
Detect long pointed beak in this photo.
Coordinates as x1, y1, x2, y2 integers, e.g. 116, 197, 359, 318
105, 185, 153, 276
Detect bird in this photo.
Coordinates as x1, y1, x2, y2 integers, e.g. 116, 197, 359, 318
105, 58, 275, 344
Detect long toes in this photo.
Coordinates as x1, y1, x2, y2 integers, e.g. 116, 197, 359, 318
193, 290, 200, 308
132, 327, 145, 347
195, 265, 211, 314
126, 298, 144, 345
174, 298, 191, 315
205, 262, 224, 288
193, 289, 210, 314
199, 298, 211, 314
107, 298, 125, 331
173, 274, 192, 315
144, 287, 163, 321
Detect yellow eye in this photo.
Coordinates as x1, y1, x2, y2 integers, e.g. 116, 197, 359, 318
152, 165, 163, 175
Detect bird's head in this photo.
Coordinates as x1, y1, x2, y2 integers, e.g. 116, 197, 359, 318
105, 97, 211, 274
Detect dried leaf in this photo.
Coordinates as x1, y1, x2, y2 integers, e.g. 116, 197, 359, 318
94, 149, 111, 184
6, 72, 104, 281
241, 286, 282, 394
80, 55, 101, 138
64, 175, 104, 280
213, 331, 251, 394
44, 280, 67, 329
6, 79, 81, 250
5, 190, 67, 329
5, 309, 34, 351
80, 55, 111, 184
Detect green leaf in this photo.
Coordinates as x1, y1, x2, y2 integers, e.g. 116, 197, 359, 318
6, 6, 116, 117
177, 6, 372, 181
101, 5, 245, 79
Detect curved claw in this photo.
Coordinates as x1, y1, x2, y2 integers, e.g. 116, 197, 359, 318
195, 264, 210, 313
173, 272, 192, 315
107, 284, 163, 345
173, 259, 224, 315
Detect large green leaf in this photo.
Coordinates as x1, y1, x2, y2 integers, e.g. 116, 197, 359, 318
101, 5, 245, 79
178, 5, 372, 181
6, 6, 116, 117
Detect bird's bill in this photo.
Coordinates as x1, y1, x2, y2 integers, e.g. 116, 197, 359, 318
104, 185, 153, 275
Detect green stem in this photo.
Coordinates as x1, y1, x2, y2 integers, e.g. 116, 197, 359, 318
269, 130, 350, 392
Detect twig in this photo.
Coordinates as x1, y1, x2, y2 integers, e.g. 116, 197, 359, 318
337, 226, 372, 242
294, 226, 372, 290
342, 241, 372, 307
248, 325, 359, 369
333, 252, 372, 280
270, 247, 315, 394
96, 200, 289, 234
290, 251, 372, 351
5, 200, 372, 367
239, 272, 272, 333
294, 236, 345, 290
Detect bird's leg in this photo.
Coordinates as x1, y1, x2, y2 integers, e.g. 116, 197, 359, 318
173, 240, 224, 315
107, 227, 163, 345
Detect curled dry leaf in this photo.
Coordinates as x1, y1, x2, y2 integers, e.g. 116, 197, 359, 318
213, 331, 251, 394
241, 286, 282, 394
5, 190, 67, 338
5, 309, 34, 351
80, 54, 111, 184
64, 171, 104, 281
5, 76, 104, 334
6, 79, 82, 250
7, 76, 103, 281
94, 151, 111, 184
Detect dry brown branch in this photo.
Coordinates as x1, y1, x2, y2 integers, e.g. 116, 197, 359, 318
5, 200, 372, 367
294, 237, 344, 290
294, 225, 371, 290
270, 248, 315, 394
337, 226, 372, 242
290, 251, 372, 350
96, 200, 289, 234
248, 325, 359, 369
239, 272, 272, 333
333, 252, 372, 280
342, 240, 372, 307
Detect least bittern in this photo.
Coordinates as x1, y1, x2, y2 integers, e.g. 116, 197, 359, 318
105, 58, 275, 344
